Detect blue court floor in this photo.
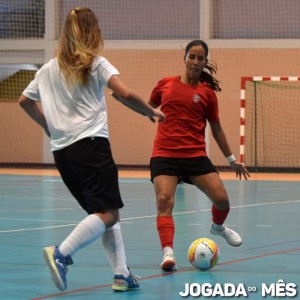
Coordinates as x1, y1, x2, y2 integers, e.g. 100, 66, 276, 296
0, 170, 299, 299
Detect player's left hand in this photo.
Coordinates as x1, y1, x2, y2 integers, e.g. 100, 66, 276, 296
230, 161, 250, 180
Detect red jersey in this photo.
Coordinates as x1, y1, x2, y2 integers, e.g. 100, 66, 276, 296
150, 76, 219, 158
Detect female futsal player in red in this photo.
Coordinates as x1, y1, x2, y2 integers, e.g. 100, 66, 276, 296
148, 40, 250, 272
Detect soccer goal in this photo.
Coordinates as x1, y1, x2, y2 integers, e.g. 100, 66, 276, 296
240, 76, 300, 172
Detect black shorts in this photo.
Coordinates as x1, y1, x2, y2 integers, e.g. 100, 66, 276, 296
53, 137, 123, 214
150, 156, 217, 184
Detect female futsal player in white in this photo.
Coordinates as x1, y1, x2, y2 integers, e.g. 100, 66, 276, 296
19, 7, 165, 292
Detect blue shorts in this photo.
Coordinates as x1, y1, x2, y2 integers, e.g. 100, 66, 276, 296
150, 156, 217, 184
53, 137, 123, 214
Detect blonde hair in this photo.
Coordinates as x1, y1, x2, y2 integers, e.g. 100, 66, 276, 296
57, 7, 104, 85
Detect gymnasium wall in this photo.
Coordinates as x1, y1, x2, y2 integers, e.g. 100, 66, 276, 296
1, 48, 300, 167
1, 0, 300, 169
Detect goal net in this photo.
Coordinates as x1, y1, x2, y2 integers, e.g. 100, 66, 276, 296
240, 76, 300, 171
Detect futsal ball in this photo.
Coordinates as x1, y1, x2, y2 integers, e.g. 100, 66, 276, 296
188, 238, 219, 270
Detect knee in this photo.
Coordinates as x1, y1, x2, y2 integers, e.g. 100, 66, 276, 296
214, 200, 230, 211
156, 192, 174, 212
94, 210, 119, 229
212, 193, 230, 210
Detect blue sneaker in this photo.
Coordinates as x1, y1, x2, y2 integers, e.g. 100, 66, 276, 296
43, 246, 73, 291
112, 272, 141, 292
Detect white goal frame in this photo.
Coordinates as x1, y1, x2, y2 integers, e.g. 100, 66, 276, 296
240, 76, 300, 164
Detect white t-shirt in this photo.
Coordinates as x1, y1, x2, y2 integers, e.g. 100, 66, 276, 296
23, 56, 119, 151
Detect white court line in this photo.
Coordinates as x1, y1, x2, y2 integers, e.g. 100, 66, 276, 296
230, 199, 300, 209
0, 224, 77, 233
0, 217, 78, 223
121, 210, 199, 221
0, 199, 299, 234
0, 207, 78, 213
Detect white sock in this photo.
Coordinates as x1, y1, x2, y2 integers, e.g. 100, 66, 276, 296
102, 222, 130, 277
59, 214, 106, 257
163, 246, 173, 255
212, 222, 224, 231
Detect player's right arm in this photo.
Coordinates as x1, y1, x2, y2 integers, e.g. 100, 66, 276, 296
108, 75, 165, 123
18, 95, 51, 137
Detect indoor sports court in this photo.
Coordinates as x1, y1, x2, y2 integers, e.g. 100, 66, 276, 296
0, 0, 300, 299
1, 170, 299, 299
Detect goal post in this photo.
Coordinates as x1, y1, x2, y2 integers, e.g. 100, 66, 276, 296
240, 76, 300, 172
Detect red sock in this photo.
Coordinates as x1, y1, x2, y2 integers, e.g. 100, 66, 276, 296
212, 205, 230, 225
157, 216, 175, 250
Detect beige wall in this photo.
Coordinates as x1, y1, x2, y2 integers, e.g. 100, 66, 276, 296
0, 102, 44, 163
1, 48, 299, 167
